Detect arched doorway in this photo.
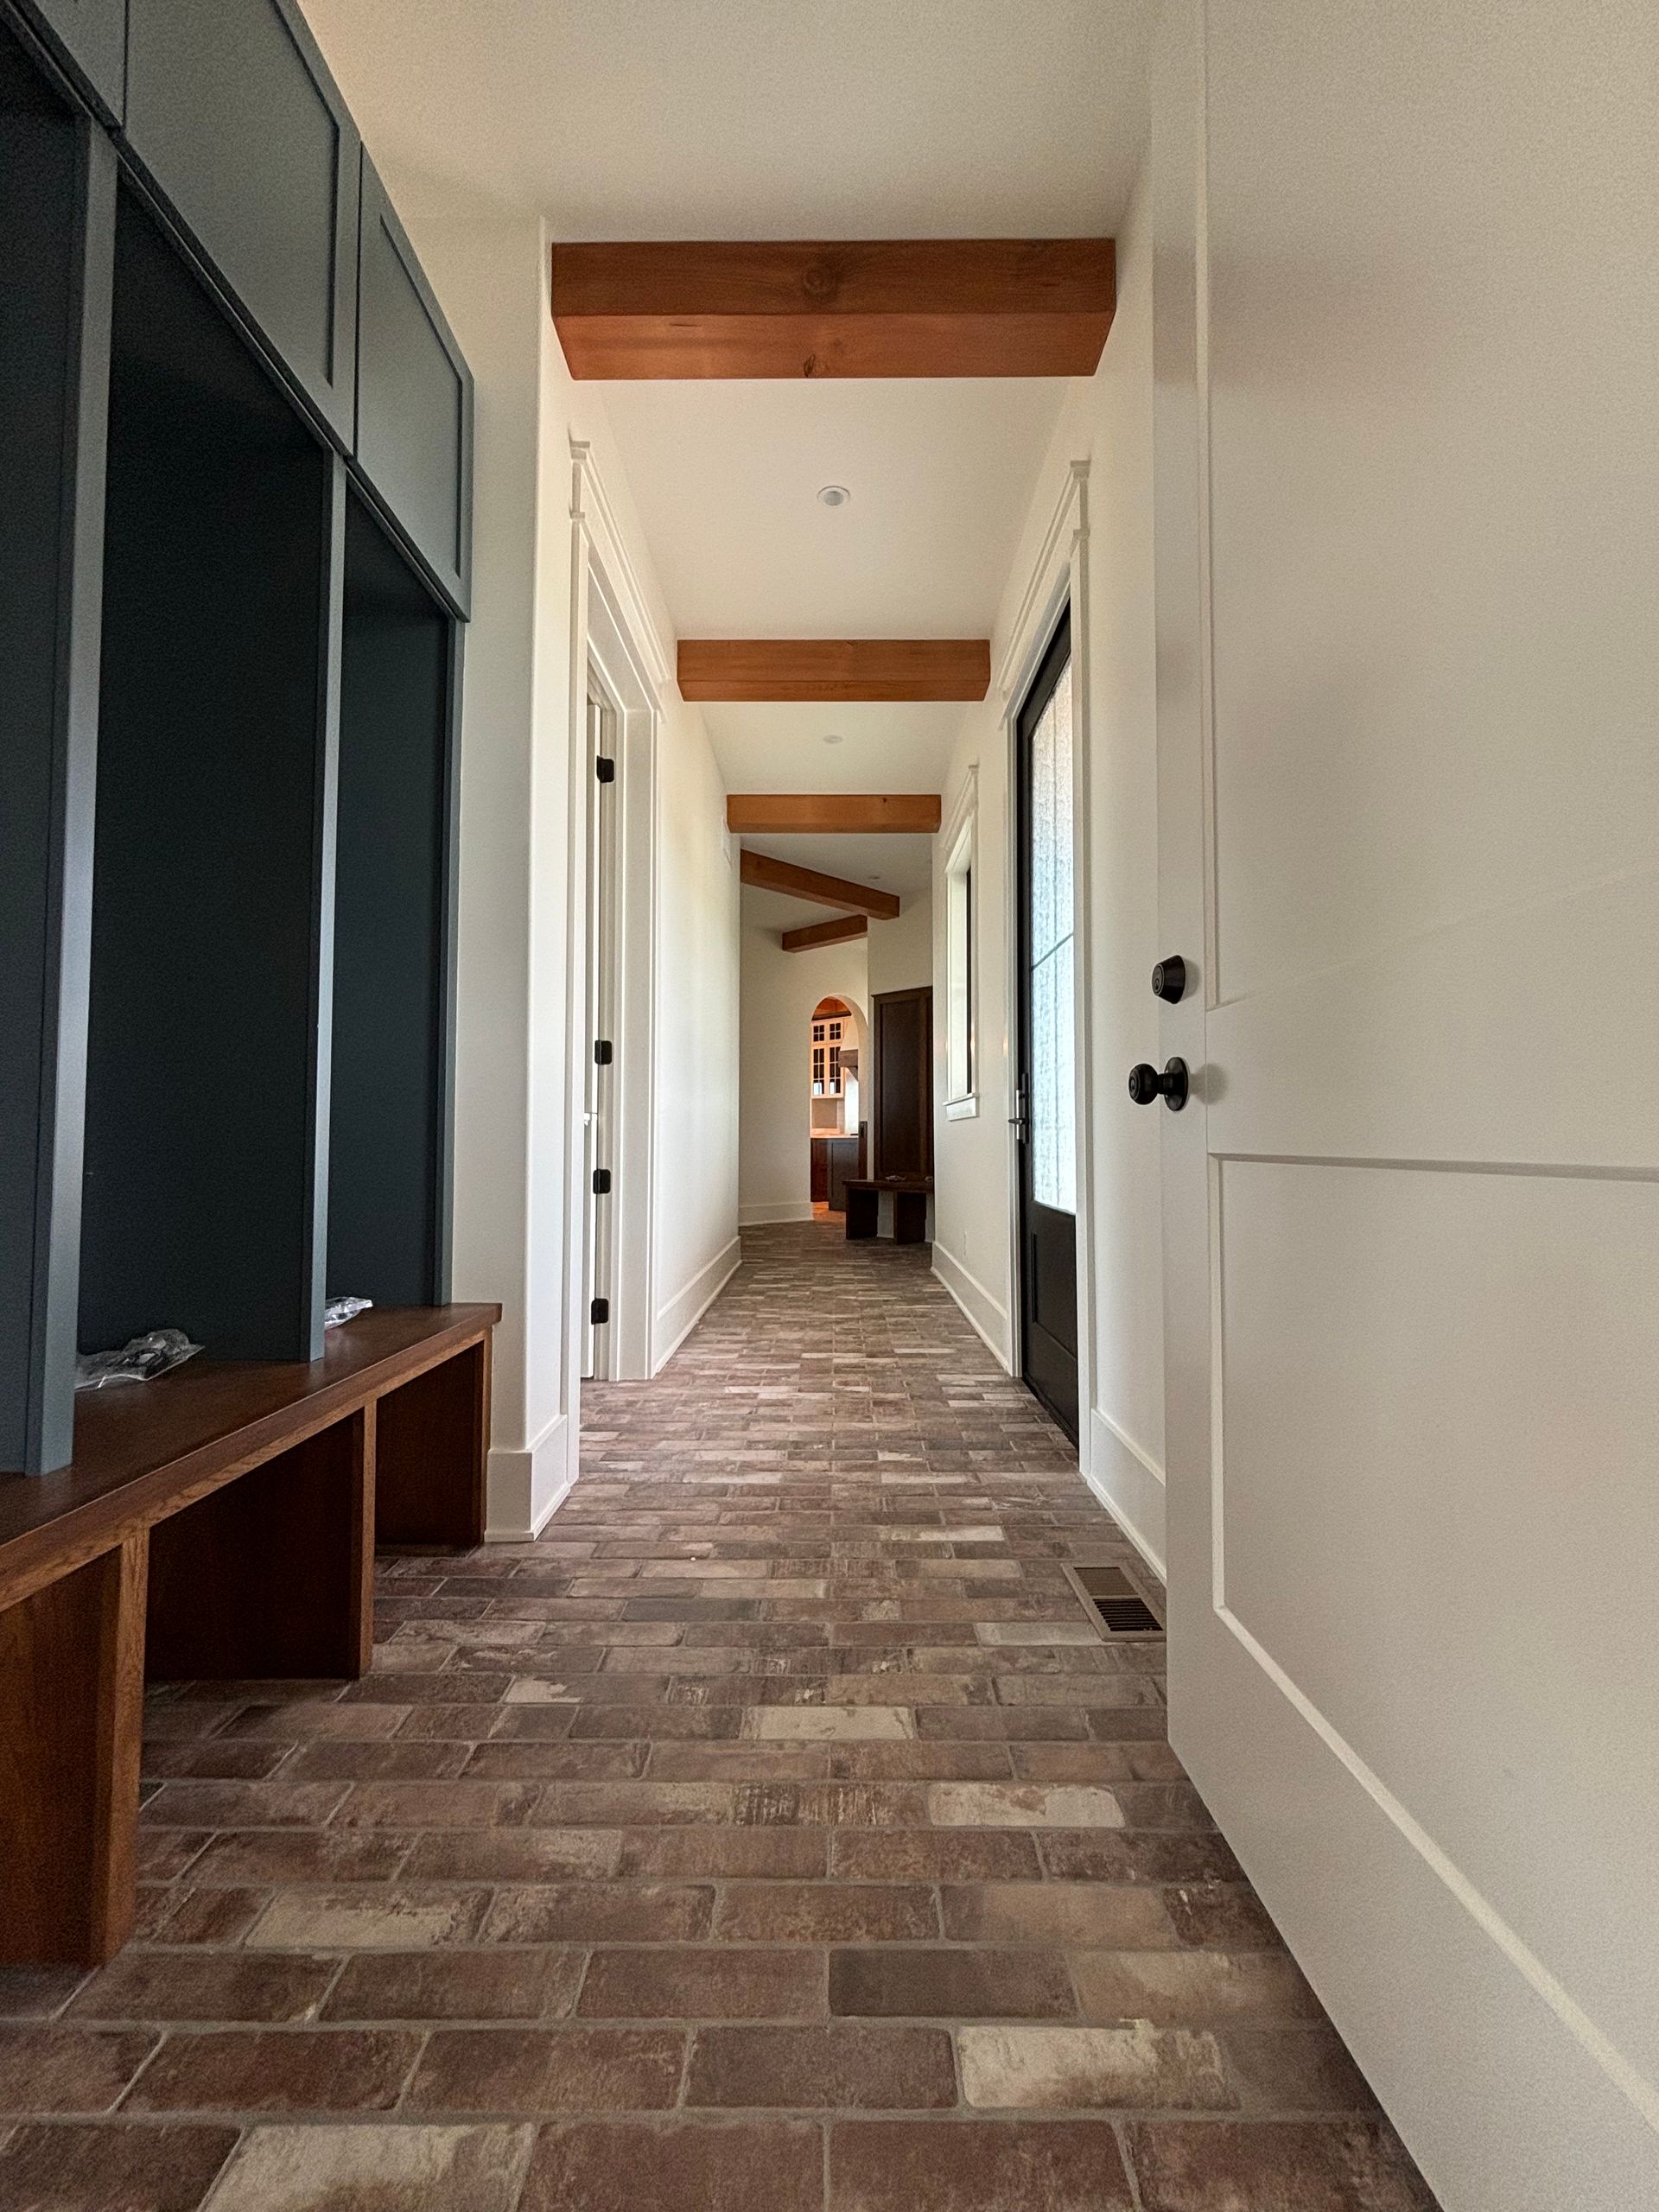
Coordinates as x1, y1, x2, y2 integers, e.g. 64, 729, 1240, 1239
808, 996, 867, 1215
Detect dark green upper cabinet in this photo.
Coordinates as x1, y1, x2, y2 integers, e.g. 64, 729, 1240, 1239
14, 0, 126, 118
355, 158, 473, 615
123, 0, 359, 445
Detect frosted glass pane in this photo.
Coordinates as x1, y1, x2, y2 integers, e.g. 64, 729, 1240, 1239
1029, 662, 1073, 966
1030, 937, 1075, 1213
1027, 654, 1075, 1214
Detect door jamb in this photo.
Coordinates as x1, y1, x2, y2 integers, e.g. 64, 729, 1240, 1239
995, 460, 1095, 1470
566, 441, 671, 1430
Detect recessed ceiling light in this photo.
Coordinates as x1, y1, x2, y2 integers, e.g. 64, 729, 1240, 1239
822, 732, 843, 746
817, 484, 851, 508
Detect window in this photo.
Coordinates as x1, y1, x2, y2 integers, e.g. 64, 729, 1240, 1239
943, 767, 977, 1116
809, 1000, 851, 1100
1025, 656, 1075, 1213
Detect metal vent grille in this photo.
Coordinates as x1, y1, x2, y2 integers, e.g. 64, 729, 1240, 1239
1093, 1594, 1162, 1633
1068, 1563, 1164, 1637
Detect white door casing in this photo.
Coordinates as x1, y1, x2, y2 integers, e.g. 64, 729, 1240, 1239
1153, 3, 1659, 2208
569, 438, 668, 1387
580, 691, 618, 1381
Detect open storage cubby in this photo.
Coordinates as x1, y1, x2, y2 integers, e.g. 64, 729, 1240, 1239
327, 489, 460, 1314
3, 0, 475, 1482
77, 185, 337, 1369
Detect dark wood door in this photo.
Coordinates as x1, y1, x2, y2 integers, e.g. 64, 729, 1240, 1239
1014, 610, 1078, 1440
871, 987, 932, 1180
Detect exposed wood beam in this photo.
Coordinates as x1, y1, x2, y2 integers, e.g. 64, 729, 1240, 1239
727, 795, 942, 836
740, 849, 900, 920
550, 239, 1115, 379
680, 639, 988, 703
781, 913, 868, 953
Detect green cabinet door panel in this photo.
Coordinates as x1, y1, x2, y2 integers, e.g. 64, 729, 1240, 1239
124, 0, 359, 442
354, 157, 473, 615
14, 0, 126, 119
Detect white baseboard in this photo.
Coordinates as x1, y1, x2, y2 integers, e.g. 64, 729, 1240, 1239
738, 1199, 814, 1226
1085, 1407, 1166, 1581
932, 1244, 1013, 1372
652, 1234, 741, 1370
486, 1412, 575, 1540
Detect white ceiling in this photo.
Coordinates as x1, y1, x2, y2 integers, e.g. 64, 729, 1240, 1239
304, 1, 1148, 237
743, 886, 869, 938
746, 831, 936, 900
307, 0, 1147, 827
600, 378, 1070, 638
706, 702, 960, 797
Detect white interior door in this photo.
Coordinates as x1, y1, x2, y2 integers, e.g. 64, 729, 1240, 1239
1152, 4, 1659, 2207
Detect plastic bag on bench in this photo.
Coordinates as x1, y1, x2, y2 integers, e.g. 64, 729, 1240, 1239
76, 1328, 202, 1389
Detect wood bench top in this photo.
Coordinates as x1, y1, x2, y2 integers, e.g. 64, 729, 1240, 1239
0, 1304, 499, 1611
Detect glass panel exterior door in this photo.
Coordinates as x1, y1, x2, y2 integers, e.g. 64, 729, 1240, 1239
1029, 657, 1077, 1216
1015, 613, 1079, 1438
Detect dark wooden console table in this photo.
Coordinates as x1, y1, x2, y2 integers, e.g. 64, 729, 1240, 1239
843, 1175, 934, 1245
0, 1305, 498, 1967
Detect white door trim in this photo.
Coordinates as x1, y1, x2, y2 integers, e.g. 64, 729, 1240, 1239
997, 460, 1095, 1472
568, 441, 671, 1408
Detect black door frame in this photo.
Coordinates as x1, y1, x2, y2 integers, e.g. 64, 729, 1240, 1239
1013, 607, 1079, 1441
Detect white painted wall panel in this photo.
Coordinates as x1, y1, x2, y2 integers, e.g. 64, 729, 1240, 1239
1219, 1157, 1659, 2082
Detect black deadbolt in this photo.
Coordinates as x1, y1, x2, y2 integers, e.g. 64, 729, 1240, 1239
1128, 1058, 1190, 1110
1151, 955, 1187, 1003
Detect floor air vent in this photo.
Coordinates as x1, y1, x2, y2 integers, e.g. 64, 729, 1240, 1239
1093, 1594, 1163, 1633
1070, 1564, 1164, 1635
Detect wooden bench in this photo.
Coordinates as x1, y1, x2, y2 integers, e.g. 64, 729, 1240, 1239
0, 1304, 498, 1968
843, 1175, 933, 1245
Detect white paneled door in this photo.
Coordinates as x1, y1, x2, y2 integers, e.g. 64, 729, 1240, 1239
1151, 3, 1659, 2208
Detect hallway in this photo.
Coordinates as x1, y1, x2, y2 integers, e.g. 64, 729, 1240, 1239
0, 1228, 1432, 2209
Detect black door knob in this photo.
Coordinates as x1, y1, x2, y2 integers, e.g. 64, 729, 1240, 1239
1128, 1058, 1189, 1110
1151, 956, 1187, 1003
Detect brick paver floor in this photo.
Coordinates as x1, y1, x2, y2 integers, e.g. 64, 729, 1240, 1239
0, 1222, 1438, 2208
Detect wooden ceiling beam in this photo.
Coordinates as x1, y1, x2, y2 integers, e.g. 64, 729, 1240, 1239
727, 794, 942, 836
781, 913, 868, 953
680, 638, 988, 703
740, 849, 900, 919
550, 238, 1115, 379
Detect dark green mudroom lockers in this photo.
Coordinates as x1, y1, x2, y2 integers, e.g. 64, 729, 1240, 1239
0, 0, 474, 1473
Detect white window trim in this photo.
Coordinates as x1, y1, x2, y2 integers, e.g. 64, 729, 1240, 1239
942, 762, 979, 1120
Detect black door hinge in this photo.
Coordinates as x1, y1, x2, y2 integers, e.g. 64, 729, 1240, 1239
594, 1039, 613, 1065
595, 755, 616, 784
590, 1297, 610, 1325
592, 1167, 612, 1195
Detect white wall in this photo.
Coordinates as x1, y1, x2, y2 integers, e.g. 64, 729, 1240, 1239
931, 164, 1165, 1568
739, 902, 868, 1224
398, 196, 739, 1535
867, 890, 931, 998
652, 715, 741, 1359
